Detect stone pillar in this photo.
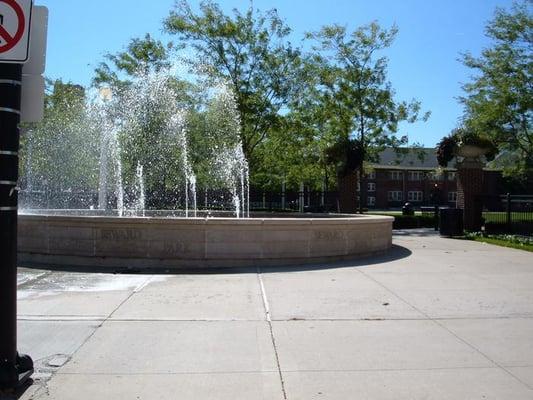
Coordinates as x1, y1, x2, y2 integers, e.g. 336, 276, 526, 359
456, 159, 484, 231
338, 172, 357, 213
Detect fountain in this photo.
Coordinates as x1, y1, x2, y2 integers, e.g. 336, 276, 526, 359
17, 65, 393, 270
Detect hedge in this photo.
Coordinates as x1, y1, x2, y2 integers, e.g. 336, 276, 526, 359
391, 214, 436, 229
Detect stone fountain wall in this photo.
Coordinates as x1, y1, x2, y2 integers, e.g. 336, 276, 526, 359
18, 214, 393, 269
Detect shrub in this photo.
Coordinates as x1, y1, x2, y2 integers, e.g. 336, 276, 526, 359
392, 214, 436, 229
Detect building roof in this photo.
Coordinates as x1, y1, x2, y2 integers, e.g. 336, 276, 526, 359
371, 148, 445, 170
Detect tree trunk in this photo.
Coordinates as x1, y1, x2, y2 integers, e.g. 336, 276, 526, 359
337, 172, 358, 213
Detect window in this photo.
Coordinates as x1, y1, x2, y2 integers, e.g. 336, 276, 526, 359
408, 171, 424, 181
447, 172, 456, 181
389, 171, 403, 181
367, 171, 376, 180
448, 192, 457, 202
388, 191, 403, 202
367, 182, 376, 192
356, 181, 360, 191
367, 196, 376, 206
408, 191, 423, 202
428, 172, 443, 181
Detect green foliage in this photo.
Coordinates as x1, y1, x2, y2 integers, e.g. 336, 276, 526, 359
20, 80, 100, 193
164, 0, 303, 164
91, 34, 215, 200
93, 33, 171, 88
368, 212, 436, 229
436, 135, 457, 167
460, 0, 533, 176
436, 126, 498, 167
250, 116, 331, 191
464, 232, 533, 252
391, 214, 436, 229
325, 138, 364, 177
303, 22, 429, 165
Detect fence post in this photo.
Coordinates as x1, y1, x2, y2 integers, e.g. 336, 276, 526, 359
281, 180, 286, 210
299, 182, 304, 213
506, 193, 511, 233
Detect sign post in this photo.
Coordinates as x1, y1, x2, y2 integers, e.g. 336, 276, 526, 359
0, 0, 36, 391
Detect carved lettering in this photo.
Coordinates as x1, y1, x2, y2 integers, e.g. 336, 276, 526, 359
101, 229, 142, 240
162, 241, 186, 256
314, 231, 345, 240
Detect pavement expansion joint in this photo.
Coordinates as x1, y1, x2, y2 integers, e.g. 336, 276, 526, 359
257, 267, 288, 400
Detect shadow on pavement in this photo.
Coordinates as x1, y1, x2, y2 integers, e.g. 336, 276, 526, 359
0, 379, 34, 400
393, 228, 440, 237
19, 245, 412, 276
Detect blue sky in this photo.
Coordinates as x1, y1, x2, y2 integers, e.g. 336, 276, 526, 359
37, 0, 515, 146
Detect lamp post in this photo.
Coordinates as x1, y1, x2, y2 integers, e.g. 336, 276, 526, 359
0, 63, 34, 391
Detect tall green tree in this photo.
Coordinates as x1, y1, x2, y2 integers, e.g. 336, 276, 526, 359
164, 0, 302, 165
93, 33, 171, 88
304, 23, 429, 211
20, 80, 99, 198
460, 0, 533, 177
91, 34, 206, 205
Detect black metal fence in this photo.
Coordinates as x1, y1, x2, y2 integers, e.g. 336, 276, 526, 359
480, 194, 533, 235
19, 189, 97, 210
19, 187, 341, 213
249, 190, 339, 212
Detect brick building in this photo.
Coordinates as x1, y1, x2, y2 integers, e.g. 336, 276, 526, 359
358, 148, 502, 210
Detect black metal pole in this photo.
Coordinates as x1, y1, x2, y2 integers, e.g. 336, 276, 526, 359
0, 63, 33, 391
506, 193, 512, 233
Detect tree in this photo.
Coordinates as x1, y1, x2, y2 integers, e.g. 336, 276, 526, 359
460, 0, 533, 177
91, 34, 207, 207
304, 23, 429, 212
93, 33, 171, 88
20, 80, 100, 206
164, 0, 302, 166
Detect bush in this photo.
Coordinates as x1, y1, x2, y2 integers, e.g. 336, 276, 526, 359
392, 214, 436, 229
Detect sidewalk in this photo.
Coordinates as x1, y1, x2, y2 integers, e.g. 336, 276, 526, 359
10, 230, 533, 399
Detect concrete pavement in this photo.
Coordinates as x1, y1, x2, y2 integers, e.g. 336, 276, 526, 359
7, 230, 533, 399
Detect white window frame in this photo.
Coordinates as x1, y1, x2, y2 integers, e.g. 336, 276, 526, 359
367, 196, 376, 206
448, 191, 457, 202
388, 191, 403, 202
367, 171, 376, 180
428, 172, 442, 181
367, 182, 376, 192
408, 191, 423, 202
408, 171, 423, 181
389, 171, 403, 181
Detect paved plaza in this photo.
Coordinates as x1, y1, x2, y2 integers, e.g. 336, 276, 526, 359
9, 230, 533, 399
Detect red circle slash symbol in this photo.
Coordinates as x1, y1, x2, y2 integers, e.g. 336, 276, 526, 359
0, 0, 26, 53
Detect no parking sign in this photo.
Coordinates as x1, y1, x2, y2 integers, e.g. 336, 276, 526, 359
0, 0, 32, 63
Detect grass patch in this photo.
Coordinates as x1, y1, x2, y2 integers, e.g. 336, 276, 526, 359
464, 232, 533, 252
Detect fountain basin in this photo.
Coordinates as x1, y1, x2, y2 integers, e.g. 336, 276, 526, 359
18, 213, 393, 270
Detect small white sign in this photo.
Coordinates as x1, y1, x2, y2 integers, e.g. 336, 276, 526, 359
21, 73, 44, 122
21, 5, 47, 123
23, 5, 46, 74
0, 0, 32, 63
